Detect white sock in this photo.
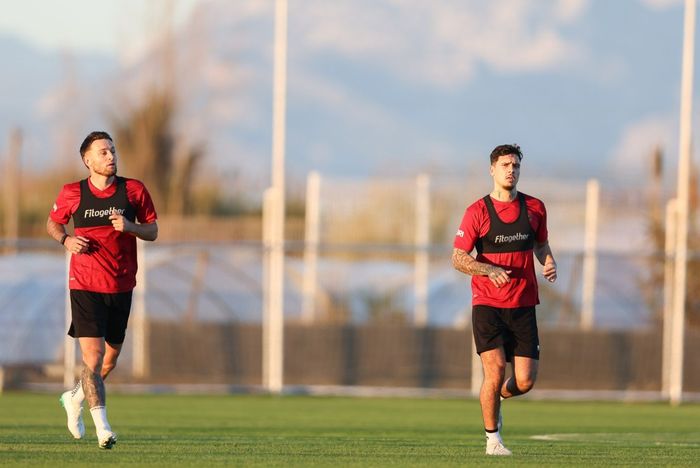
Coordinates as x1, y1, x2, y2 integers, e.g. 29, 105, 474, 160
90, 406, 112, 434
71, 380, 85, 405
486, 430, 503, 444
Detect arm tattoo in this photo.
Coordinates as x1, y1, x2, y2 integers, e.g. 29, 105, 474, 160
452, 248, 498, 276
534, 241, 554, 265
81, 366, 106, 409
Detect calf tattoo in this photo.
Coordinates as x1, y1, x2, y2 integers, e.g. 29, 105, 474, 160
81, 366, 106, 408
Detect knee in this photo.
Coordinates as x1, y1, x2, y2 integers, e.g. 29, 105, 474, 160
102, 354, 119, 375
483, 362, 507, 385
102, 360, 117, 375
82, 349, 105, 372
516, 376, 536, 394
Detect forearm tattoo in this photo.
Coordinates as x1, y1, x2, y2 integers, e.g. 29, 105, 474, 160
452, 248, 498, 276
81, 366, 106, 409
534, 241, 554, 265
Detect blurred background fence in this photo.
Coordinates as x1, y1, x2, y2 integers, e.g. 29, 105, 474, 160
2, 173, 699, 399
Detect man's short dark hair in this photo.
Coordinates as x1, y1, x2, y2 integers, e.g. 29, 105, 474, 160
80, 131, 113, 158
490, 144, 523, 165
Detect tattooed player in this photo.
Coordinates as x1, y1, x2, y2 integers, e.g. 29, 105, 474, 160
452, 144, 557, 456
47, 131, 158, 449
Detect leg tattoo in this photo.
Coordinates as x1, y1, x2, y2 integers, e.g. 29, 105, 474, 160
81, 366, 106, 409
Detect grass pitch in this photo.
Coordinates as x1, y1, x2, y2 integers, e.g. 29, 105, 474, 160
0, 392, 698, 466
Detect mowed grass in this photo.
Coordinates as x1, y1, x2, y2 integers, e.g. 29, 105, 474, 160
0, 392, 698, 466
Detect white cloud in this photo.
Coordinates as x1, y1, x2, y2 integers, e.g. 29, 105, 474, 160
295, 0, 589, 87
640, 0, 684, 11
0, 0, 202, 56
608, 115, 677, 176
554, 0, 589, 22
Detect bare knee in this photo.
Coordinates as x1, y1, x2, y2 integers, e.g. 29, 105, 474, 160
101, 354, 120, 378
516, 377, 536, 394
508, 357, 539, 396
78, 337, 107, 373
103, 350, 119, 371
487, 361, 507, 379
102, 342, 122, 379
81, 349, 105, 373
101, 360, 116, 377
483, 362, 507, 389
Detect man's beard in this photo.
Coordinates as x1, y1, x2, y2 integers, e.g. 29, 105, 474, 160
95, 166, 117, 177
502, 177, 517, 190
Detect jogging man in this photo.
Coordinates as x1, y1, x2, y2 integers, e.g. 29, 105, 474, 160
47, 131, 158, 449
452, 144, 557, 456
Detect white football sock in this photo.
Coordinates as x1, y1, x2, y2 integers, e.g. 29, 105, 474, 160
71, 380, 85, 404
486, 430, 503, 444
90, 406, 112, 433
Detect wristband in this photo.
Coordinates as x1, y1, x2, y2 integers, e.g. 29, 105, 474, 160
59, 233, 68, 245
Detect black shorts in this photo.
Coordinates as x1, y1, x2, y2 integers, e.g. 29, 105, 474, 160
69, 290, 133, 344
472, 305, 540, 362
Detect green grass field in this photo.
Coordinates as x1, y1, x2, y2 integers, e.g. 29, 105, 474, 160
0, 392, 698, 466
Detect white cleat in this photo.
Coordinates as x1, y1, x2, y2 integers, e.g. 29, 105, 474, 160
59, 391, 84, 439
97, 430, 117, 450
486, 439, 512, 456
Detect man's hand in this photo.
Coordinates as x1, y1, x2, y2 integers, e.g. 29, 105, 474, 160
65, 235, 90, 254
452, 248, 512, 287
109, 212, 132, 233
543, 260, 557, 283
487, 267, 512, 288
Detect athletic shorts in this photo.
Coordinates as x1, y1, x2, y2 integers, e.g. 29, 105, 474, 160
472, 305, 540, 362
68, 290, 133, 344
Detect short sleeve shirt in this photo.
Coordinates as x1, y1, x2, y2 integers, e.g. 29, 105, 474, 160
454, 192, 548, 308
50, 177, 157, 293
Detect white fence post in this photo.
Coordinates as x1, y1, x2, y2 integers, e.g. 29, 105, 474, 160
263, 188, 284, 393
414, 174, 430, 327
662, 198, 677, 398
132, 239, 148, 378
669, 0, 696, 407
63, 251, 75, 388
302, 171, 321, 323
261, 0, 288, 394
581, 179, 599, 331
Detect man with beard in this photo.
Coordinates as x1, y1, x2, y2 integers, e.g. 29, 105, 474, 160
452, 144, 557, 456
47, 131, 158, 449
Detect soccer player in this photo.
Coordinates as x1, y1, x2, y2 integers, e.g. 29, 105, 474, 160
452, 144, 557, 456
47, 131, 158, 449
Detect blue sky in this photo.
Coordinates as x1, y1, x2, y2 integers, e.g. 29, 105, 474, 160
0, 0, 199, 57
0, 0, 695, 188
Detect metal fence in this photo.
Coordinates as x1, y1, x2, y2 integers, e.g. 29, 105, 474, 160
1, 174, 699, 400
